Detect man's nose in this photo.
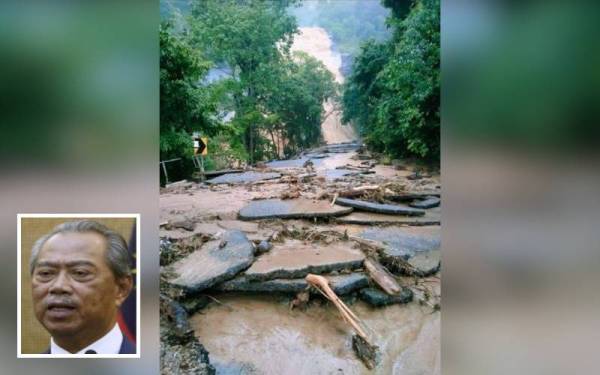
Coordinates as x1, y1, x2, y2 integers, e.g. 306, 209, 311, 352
48, 270, 73, 294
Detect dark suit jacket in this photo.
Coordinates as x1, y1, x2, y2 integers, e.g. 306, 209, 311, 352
42, 337, 136, 354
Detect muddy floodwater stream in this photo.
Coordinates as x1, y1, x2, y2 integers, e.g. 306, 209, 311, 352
191, 294, 440, 374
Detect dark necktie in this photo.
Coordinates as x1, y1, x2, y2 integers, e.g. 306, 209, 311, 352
84, 349, 97, 354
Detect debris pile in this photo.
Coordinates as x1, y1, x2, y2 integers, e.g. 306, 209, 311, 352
160, 142, 441, 371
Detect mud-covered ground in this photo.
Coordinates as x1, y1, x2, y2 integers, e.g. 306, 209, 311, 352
159, 27, 440, 374
159, 143, 440, 374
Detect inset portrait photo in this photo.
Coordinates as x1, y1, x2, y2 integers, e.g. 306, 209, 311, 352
17, 214, 140, 358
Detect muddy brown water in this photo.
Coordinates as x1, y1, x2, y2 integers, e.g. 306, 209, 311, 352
191, 293, 440, 374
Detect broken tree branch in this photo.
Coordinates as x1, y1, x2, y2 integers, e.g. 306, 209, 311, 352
364, 258, 402, 295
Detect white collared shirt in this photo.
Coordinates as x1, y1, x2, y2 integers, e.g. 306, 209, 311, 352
50, 323, 123, 354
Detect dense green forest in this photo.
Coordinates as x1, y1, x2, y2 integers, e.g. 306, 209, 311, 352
160, 0, 335, 170
160, 0, 440, 177
342, 0, 440, 161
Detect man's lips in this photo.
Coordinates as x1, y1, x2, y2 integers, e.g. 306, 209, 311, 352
45, 302, 77, 318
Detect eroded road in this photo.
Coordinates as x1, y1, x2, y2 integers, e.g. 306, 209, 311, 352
160, 27, 440, 375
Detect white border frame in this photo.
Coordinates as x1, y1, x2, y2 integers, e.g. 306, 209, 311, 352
17, 213, 141, 358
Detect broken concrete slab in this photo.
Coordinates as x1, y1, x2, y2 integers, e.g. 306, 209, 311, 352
216, 220, 259, 233
335, 197, 425, 216
243, 239, 365, 281
386, 192, 441, 202
359, 287, 413, 307
266, 156, 323, 169
160, 222, 224, 241
167, 230, 255, 292
406, 249, 441, 276
336, 211, 440, 226
203, 169, 244, 178
409, 196, 441, 209
238, 198, 353, 220
215, 273, 368, 295
206, 171, 281, 185
359, 227, 441, 276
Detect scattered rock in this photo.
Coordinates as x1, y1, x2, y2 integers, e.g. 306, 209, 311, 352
359, 287, 413, 307
243, 240, 365, 281
167, 230, 255, 292
335, 197, 425, 216
256, 240, 272, 253
238, 198, 353, 220
409, 196, 441, 209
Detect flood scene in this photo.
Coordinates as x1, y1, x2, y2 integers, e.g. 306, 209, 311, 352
160, 1, 440, 374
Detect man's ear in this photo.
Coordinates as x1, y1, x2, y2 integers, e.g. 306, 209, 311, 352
115, 276, 133, 307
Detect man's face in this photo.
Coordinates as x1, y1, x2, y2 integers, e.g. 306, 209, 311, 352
31, 231, 130, 345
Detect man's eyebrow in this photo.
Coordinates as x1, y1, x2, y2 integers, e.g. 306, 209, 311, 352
34, 261, 97, 268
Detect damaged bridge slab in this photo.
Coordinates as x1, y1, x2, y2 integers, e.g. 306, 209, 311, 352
335, 197, 426, 216
167, 230, 255, 292
243, 239, 365, 281
206, 171, 281, 185
238, 198, 353, 220
215, 273, 368, 295
359, 226, 441, 276
336, 210, 441, 226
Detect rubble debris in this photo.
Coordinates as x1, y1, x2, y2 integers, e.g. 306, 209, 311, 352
409, 196, 441, 209
238, 198, 353, 220
364, 258, 402, 295
214, 273, 368, 295
335, 197, 426, 216
243, 240, 365, 281
359, 287, 413, 307
167, 230, 255, 292
206, 171, 281, 185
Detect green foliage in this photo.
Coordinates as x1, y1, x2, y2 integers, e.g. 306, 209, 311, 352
342, 0, 439, 161
267, 52, 337, 155
189, 0, 299, 163
186, 0, 336, 163
160, 22, 219, 160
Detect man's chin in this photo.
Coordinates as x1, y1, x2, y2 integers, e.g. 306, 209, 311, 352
42, 318, 81, 337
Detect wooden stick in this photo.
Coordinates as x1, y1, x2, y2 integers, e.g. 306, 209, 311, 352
364, 258, 401, 295
306, 274, 368, 340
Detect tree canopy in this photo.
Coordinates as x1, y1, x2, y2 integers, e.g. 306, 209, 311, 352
342, 0, 439, 161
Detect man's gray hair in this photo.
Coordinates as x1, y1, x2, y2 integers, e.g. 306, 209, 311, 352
30, 220, 132, 279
